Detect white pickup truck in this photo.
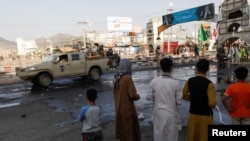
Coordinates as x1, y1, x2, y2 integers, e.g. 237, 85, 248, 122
15, 52, 110, 87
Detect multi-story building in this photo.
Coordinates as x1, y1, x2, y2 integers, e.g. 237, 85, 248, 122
217, 0, 250, 46
146, 17, 163, 54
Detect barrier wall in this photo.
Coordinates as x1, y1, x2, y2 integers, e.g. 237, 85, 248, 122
0, 56, 42, 74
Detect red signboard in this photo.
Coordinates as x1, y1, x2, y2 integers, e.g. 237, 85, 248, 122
163, 41, 179, 54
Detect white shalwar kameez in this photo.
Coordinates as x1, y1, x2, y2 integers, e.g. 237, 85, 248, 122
147, 74, 182, 141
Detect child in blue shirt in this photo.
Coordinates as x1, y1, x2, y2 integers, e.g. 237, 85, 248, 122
78, 88, 102, 141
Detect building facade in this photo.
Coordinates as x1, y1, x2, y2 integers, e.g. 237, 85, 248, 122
217, 0, 250, 46
146, 17, 163, 54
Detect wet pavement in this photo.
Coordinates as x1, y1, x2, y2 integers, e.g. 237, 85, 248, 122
1, 54, 250, 126
131, 58, 250, 126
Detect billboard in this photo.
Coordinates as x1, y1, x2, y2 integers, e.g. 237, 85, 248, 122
107, 17, 132, 31
16, 37, 38, 55
162, 3, 215, 26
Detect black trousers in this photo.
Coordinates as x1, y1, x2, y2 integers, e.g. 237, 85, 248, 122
82, 130, 102, 141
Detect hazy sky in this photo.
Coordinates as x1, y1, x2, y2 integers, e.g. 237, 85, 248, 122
0, 0, 221, 41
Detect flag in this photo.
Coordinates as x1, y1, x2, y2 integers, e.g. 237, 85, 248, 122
212, 28, 217, 38
169, 1, 174, 7
199, 24, 207, 43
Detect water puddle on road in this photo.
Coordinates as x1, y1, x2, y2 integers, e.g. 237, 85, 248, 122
0, 102, 20, 108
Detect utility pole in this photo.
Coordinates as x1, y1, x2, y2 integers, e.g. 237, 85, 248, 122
166, 1, 174, 54
77, 21, 90, 48
167, 8, 174, 54
195, 23, 197, 43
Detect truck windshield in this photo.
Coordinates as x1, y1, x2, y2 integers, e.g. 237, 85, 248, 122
42, 55, 57, 63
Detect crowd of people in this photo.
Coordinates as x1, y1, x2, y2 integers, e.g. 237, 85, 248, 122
217, 42, 249, 67
74, 54, 250, 141
170, 43, 202, 58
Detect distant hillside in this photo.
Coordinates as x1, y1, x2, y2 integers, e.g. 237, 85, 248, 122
0, 33, 78, 51
49, 33, 77, 42
0, 37, 17, 50
34, 37, 49, 49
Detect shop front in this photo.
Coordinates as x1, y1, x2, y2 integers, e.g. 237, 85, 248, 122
163, 41, 179, 54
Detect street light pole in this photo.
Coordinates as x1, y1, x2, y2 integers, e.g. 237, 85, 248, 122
77, 21, 89, 48
167, 8, 173, 54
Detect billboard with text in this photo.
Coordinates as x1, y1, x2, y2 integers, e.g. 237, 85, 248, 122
162, 3, 214, 26
107, 17, 132, 31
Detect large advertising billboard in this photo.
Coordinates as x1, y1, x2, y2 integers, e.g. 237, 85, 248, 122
16, 37, 38, 55
162, 3, 214, 26
107, 17, 132, 31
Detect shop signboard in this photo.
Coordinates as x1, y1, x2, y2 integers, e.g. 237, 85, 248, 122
163, 41, 179, 54
107, 17, 132, 31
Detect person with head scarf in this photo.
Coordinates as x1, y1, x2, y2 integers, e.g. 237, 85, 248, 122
182, 58, 217, 141
113, 58, 141, 141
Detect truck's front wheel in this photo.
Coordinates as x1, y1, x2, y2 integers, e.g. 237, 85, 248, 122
89, 68, 101, 81
37, 73, 52, 87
